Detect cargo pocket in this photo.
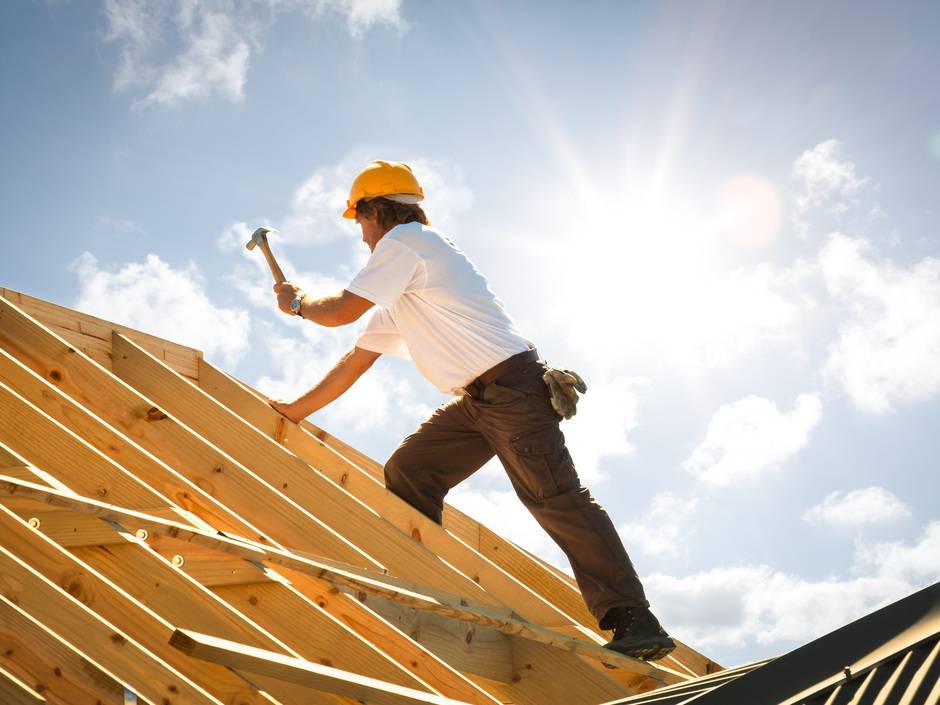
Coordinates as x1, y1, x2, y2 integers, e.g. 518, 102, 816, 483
506, 425, 575, 502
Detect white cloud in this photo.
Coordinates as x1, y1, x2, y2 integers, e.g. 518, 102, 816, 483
803, 487, 912, 529
820, 233, 940, 413
660, 262, 812, 371
792, 139, 866, 217
685, 394, 823, 486
619, 492, 699, 556
100, 0, 403, 108
647, 520, 940, 650
560, 376, 644, 484
70, 252, 252, 366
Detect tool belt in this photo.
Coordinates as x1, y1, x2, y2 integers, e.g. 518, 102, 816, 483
461, 348, 539, 399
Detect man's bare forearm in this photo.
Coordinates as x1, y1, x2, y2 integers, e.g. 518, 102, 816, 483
270, 347, 380, 423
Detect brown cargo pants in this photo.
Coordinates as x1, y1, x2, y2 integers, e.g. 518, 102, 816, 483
383, 352, 649, 625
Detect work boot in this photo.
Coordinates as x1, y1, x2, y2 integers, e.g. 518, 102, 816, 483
601, 606, 676, 661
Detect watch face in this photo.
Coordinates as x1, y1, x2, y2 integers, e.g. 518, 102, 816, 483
290, 298, 302, 313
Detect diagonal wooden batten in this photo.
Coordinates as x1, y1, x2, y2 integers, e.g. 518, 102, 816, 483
0, 288, 720, 701
0, 296, 383, 569
196, 359, 605, 630
0, 310, 504, 700
0, 503, 421, 705
170, 628, 477, 705
0, 529, 226, 704
0, 346, 268, 540
0, 477, 502, 704
0, 666, 46, 705
0, 595, 128, 705
0, 287, 201, 380
111, 332, 507, 604
214, 369, 719, 678
0, 475, 687, 688
195, 360, 712, 680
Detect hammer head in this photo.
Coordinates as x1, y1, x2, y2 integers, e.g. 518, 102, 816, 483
246, 227, 278, 251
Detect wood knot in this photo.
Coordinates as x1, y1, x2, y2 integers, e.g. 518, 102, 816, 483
146, 407, 168, 422
212, 466, 223, 473
53, 667, 62, 677
465, 630, 473, 644
109, 633, 126, 645
48, 370, 62, 382
411, 527, 422, 542
248, 596, 258, 606
320, 658, 333, 667
167, 685, 178, 694
340, 472, 348, 486
96, 488, 108, 497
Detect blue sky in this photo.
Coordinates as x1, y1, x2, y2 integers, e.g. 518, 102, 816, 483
2, 0, 940, 667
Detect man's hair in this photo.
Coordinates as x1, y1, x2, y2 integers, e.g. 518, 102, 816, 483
356, 197, 430, 229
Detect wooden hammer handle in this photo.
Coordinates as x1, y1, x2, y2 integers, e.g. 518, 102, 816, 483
259, 241, 287, 285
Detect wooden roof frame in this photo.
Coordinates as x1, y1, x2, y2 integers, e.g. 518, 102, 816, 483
0, 286, 719, 704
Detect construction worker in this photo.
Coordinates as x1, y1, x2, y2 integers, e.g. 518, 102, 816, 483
268, 160, 676, 660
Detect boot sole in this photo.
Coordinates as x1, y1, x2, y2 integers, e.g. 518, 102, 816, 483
604, 636, 676, 661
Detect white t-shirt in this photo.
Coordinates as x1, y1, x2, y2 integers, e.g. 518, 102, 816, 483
347, 221, 534, 395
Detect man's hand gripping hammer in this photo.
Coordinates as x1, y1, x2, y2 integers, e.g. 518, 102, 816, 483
246, 227, 288, 284
246, 227, 305, 316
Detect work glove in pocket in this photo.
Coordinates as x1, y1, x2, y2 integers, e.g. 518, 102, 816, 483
542, 368, 587, 420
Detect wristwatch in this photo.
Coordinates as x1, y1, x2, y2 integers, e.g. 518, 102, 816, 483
290, 296, 304, 317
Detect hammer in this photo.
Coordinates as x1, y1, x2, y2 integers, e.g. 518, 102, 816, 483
246, 227, 287, 284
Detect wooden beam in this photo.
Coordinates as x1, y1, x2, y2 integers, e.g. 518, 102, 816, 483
0, 288, 200, 379
0, 477, 503, 705
71, 540, 429, 699
0, 346, 266, 540
170, 629, 472, 705
0, 595, 126, 705
0, 665, 46, 705
195, 359, 595, 629
112, 333, 492, 603
0, 296, 381, 567
211, 370, 720, 677
0, 380, 172, 512
0, 476, 686, 688
0, 524, 223, 704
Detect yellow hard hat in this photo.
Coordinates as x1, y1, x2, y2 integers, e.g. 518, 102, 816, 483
343, 160, 424, 219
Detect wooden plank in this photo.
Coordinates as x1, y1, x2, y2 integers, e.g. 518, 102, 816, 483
0, 505, 351, 705
0, 665, 46, 705
71, 539, 430, 700
192, 364, 688, 695
0, 519, 225, 704
0, 288, 23, 305
196, 360, 582, 628
0, 445, 67, 491
272, 564, 514, 689
207, 369, 717, 682
0, 595, 126, 705
112, 334, 490, 604
45, 325, 114, 370
4, 288, 202, 379
0, 296, 379, 566
0, 477, 685, 688
0, 347, 264, 539
222, 371, 718, 676
0, 479, 506, 703
12, 510, 129, 547
171, 629, 472, 705
0, 381, 175, 511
